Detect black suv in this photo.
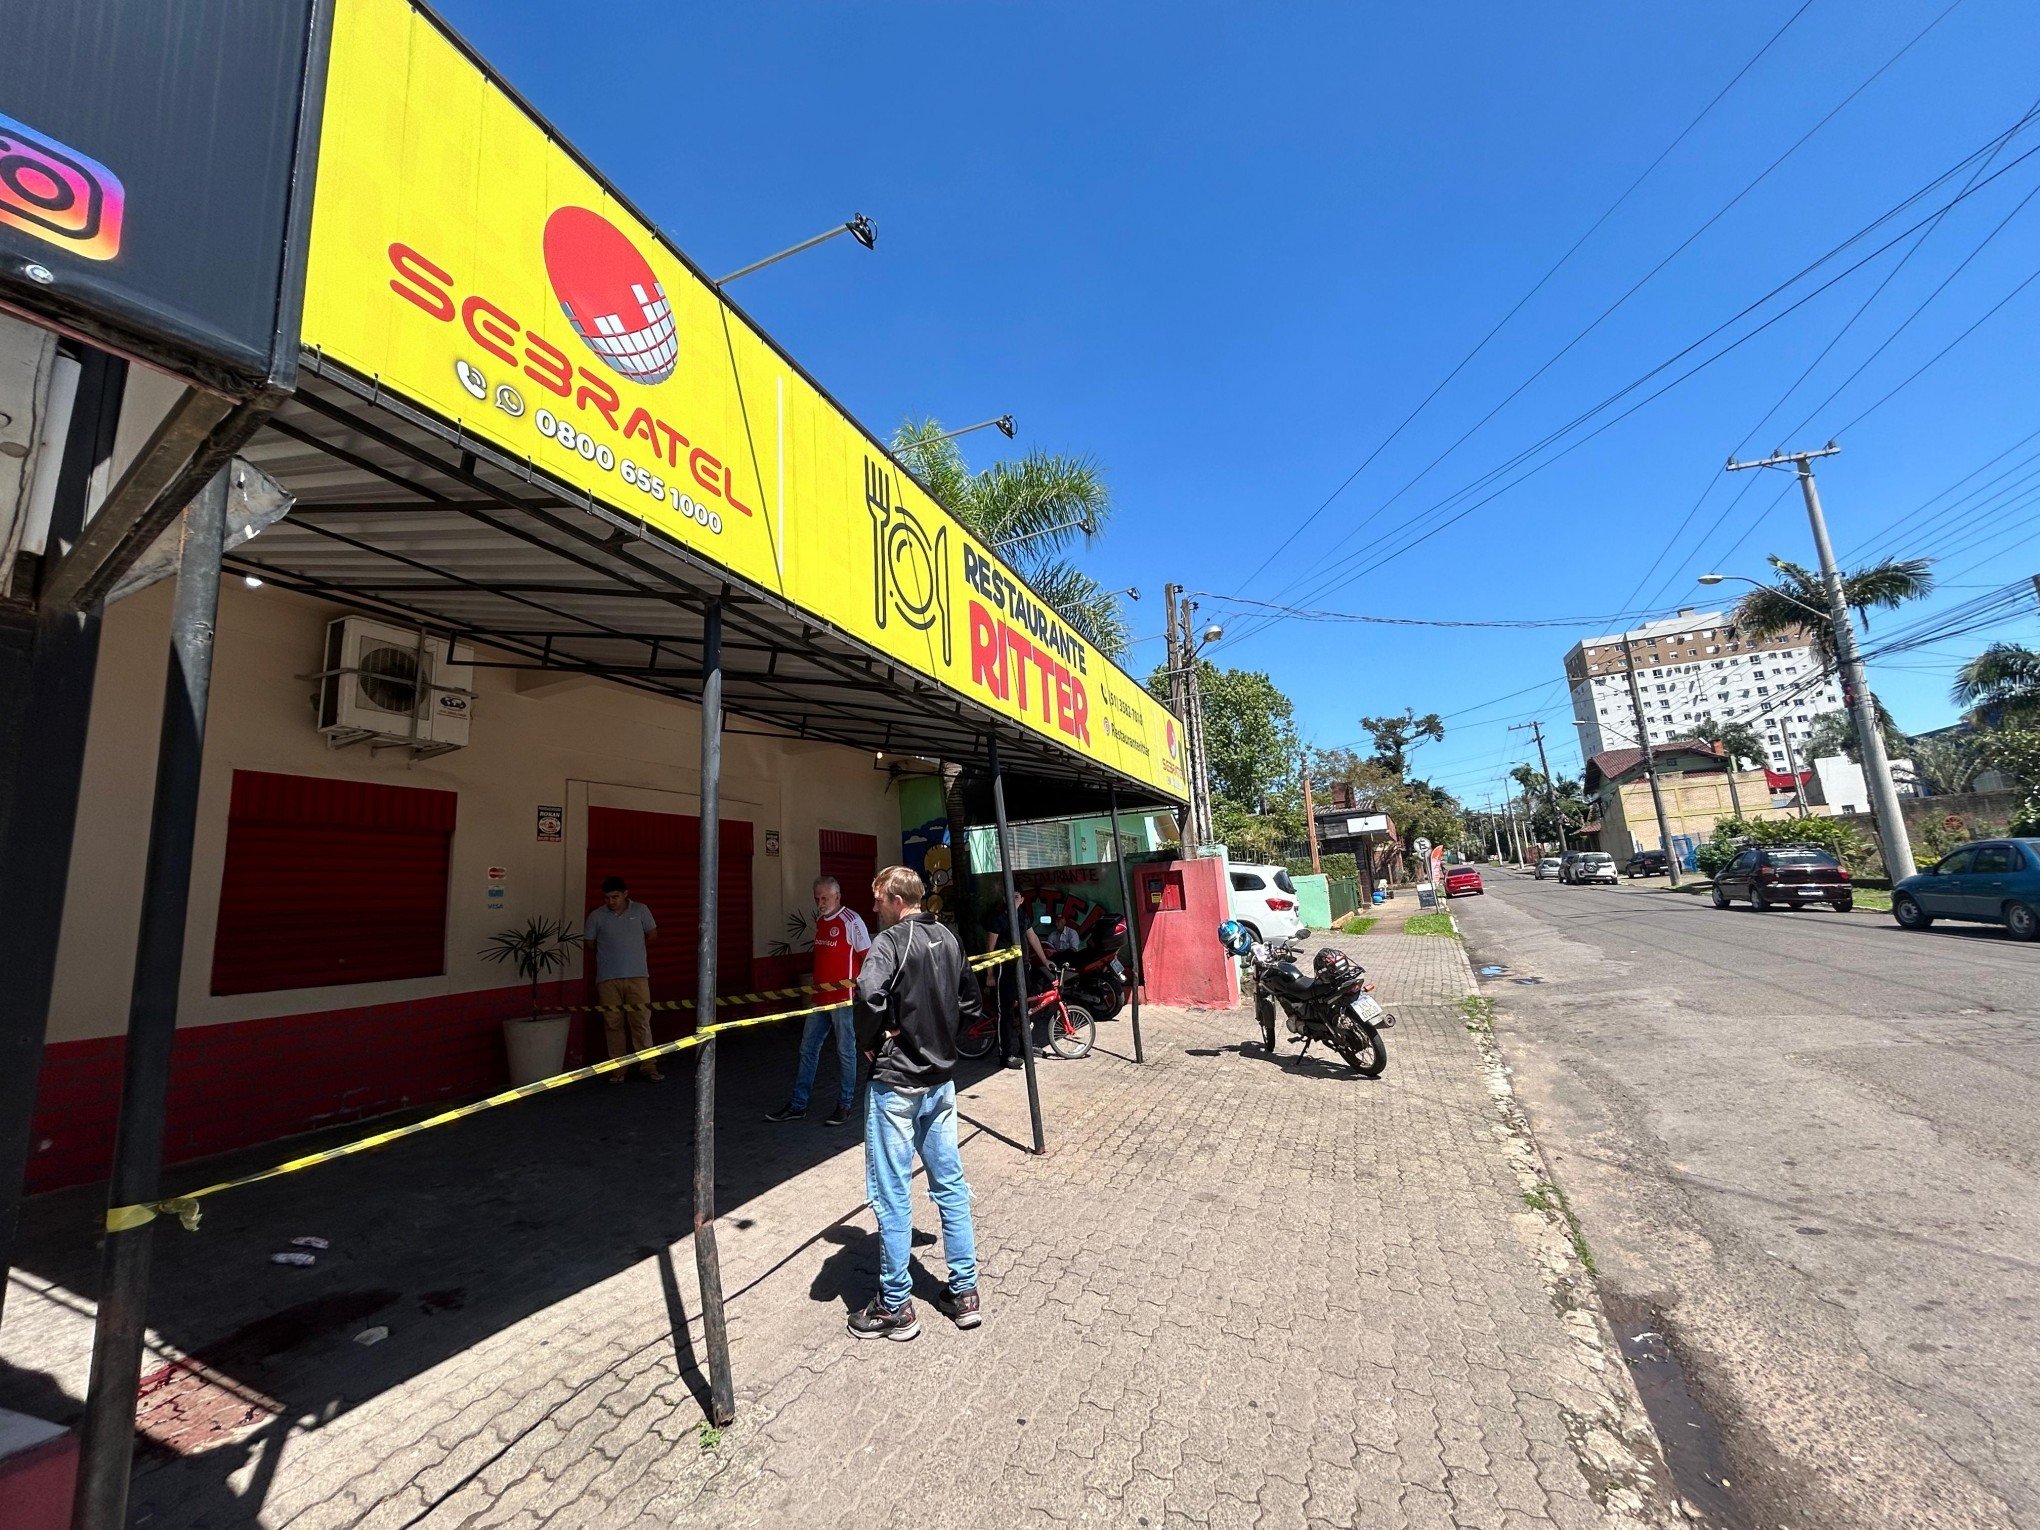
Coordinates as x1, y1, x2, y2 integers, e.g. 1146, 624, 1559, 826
1710, 846, 1853, 912
1624, 850, 1669, 878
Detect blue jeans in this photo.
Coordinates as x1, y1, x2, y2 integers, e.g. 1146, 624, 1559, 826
865, 1081, 976, 1311
789, 1004, 857, 1111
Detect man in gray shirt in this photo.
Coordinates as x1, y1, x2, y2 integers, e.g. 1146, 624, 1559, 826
584, 875, 661, 1082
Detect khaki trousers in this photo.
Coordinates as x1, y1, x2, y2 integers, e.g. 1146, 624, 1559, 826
598, 976, 656, 1073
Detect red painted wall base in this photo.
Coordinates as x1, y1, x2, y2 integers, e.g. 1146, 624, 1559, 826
1133, 858, 1241, 1010
29, 954, 802, 1196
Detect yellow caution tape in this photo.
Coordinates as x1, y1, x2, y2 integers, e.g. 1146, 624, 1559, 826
105, 948, 1022, 1234
562, 975, 857, 1015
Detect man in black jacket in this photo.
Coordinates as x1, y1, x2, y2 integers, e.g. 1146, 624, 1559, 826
848, 865, 985, 1341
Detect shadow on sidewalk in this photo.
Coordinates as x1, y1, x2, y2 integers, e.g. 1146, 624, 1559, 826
0, 1029, 1030, 1525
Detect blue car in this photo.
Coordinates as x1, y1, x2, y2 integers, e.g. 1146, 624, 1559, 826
1891, 838, 2040, 941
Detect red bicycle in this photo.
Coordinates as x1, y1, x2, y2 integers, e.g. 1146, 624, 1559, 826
957, 962, 1095, 1060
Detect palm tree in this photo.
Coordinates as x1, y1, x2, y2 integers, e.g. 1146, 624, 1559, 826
1729, 554, 1934, 674
891, 419, 1129, 660
1691, 712, 1766, 819
1803, 702, 1904, 765
1952, 642, 2040, 727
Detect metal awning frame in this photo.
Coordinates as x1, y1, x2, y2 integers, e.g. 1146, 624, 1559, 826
227, 357, 1178, 809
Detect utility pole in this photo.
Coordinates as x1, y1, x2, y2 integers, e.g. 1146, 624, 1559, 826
1164, 584, 1216, 850
1727, 444, 1914, 880
1620, 633, 1684, 886
1501, 781, 1526, 865
1301, 752, 1321, 872
1779, 721, 1810, 819
1184, 600, 1214, 849
1163, 583, 1195, 846
1509, 720, 1568, 858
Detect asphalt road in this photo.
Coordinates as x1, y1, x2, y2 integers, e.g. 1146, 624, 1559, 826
1454, 869, 2040, 1530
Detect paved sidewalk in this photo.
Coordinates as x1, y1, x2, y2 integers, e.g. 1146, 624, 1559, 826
4, 930, 1673, 1527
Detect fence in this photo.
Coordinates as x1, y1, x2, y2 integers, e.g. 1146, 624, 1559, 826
1328, 876, 1360, 921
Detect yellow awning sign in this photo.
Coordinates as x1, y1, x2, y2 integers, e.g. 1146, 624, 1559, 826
300, 0, 1186, 801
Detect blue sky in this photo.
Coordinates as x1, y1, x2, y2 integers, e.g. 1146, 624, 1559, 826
436, 0, 2039, 801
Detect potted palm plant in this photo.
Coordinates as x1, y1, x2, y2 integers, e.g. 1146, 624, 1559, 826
481, 916, 582, 1085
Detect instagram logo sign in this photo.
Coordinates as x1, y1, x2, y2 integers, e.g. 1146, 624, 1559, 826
0, 112, 123, 262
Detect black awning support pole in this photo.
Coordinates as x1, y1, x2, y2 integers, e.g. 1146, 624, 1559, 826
1106, 782, 1145, 1066
72, 467, 229, 1530
692, 599, 736, 1426
988, 733, 1045, 1154
0, 349, 127, 1327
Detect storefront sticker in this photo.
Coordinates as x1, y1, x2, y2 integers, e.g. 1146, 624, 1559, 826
536, 805, 562, 843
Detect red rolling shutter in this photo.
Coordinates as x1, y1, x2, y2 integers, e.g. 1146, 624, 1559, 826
211, 771, 458, 995
819, 829, 879, 926
584, 806, 753, 1001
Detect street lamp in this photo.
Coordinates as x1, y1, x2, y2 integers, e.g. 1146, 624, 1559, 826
904, 415, 1017, 450
716, 214, 877, 287
1697, 571, 1830, 624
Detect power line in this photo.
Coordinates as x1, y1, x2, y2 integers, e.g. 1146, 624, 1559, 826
1225, 0, 1987, 642
1619, 97, 2037, 615
1844, 424, 2040, 561
1221, 112, 2040, 651
1823, 256, 2040, 437
1222, 0, 1821, 600
1190, 592, 1699, 631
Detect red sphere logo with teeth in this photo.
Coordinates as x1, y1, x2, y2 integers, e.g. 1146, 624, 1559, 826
542, 205, 677, 384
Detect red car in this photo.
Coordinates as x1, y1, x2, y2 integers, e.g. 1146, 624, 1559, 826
1444, 866, 1485, 897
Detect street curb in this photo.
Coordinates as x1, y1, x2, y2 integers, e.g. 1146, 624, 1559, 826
1443, 936, 1685, 1526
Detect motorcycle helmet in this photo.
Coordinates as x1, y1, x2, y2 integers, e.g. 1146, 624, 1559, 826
1313, 947, 1362, 986
1217, 919, 1253, 956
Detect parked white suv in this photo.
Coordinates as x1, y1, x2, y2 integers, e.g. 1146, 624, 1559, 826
1228, 864, 1304, 941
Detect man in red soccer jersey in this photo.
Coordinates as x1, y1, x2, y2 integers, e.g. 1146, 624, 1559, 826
767, 875, 872, 1126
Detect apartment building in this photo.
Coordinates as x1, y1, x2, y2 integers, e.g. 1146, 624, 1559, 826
1564, 608, 1843, 773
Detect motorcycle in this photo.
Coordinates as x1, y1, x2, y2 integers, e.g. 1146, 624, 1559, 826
1219, 920, 1391, 1077
1065, 915, 1130, 1021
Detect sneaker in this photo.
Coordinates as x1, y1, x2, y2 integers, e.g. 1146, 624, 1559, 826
847, 1297, 920, 1342
1002, 1057, 1025, 1071
764, 1102, 805, 1122
935, 1288, 982, 1330
824, 1104, 852, 1127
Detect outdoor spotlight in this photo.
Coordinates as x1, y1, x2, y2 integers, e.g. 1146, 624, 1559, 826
244, 575, 264, 588
1201, 623, 1225, 645
848, 214, 877, 250
1119, 587, 1142, 601
1697, 573, 1725, 585
995, 415, 1017, 439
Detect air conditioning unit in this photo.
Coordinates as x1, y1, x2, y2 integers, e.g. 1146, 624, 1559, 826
315, 618, 473, 754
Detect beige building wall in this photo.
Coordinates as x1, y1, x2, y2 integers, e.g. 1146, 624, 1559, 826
47, 577, 896, 1045
1600, 770, 1806, 858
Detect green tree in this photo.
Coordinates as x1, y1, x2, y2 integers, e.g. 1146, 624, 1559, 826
1690, 712, 1767, 819
1978, 728, 2040, 834
1358, 709, 1445, 778
891, 418, 1129, 659
1729, 553, 1933, 672
1692, 815, 1871, 878
1307, 745, 1467, 876
1952, 642, 2040, 728
1803, 703, 1904, 765
1147, 660, 1302, 847
1509, 764, 1589, 848
1905, 733, 1988, 796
